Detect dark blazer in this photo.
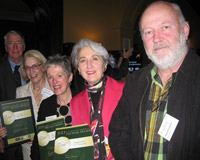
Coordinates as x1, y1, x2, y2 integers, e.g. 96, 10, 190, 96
0, 55, 18, 101
30, 94, 57, 160
31, 93, 75, 160
0, 55, 23, 160
37, 94, 58, 122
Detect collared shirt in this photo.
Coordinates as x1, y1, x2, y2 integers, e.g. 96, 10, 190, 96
144, 65, 172, 160
8, 57, 26, 85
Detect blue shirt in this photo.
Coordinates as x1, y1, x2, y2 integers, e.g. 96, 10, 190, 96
8, 57, 26, 85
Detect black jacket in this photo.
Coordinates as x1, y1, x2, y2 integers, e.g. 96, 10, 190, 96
31, 91, 75, 160
0, 55, 18, 101
31, 94, 58, 160
109, 49, 200, 160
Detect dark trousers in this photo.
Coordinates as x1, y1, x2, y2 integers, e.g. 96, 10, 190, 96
0, 145, 23, 160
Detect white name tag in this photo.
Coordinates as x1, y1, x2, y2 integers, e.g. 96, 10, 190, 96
158, 114, 179, 141
41, 88, 54, 97
45, 115, 57, 121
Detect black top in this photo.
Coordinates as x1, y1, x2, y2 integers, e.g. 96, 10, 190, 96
31, 93, 73, 160
0, 55, 19, 101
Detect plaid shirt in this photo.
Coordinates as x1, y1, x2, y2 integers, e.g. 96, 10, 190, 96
144, 66, 172, 160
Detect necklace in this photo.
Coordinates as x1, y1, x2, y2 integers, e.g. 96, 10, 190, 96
32, 89, 42, 93
31, 83, 42, 94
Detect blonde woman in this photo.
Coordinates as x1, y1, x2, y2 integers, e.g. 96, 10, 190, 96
16, 49, 53, 160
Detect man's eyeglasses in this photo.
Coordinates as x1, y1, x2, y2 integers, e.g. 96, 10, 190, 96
24, 64, 41, 71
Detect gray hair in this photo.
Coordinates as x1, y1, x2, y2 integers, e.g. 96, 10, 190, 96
139, 1, 186, 37
4, 30, 25, 46
171, 3, 186, 26
71, 38, 109, 69
45, 54, 72, 77
21, 49, 47, 81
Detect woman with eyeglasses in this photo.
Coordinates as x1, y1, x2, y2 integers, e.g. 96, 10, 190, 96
31, 54, 74, 160
0, 49, 53, 160
17, 49, 53, 160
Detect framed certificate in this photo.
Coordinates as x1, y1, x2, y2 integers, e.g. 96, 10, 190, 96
36, 116, 65, 160
0, 96, 36, 147
54, 124, 94, 160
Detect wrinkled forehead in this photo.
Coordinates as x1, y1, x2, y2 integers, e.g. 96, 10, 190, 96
7, 33, 22, 40
140, 2, 179, 28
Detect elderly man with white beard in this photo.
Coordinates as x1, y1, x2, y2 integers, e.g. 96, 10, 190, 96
109, 1, 200, 160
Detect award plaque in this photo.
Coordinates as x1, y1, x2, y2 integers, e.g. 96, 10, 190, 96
0, 97, 36, 147
36, 116, 65, 160
54, 124, 94, 160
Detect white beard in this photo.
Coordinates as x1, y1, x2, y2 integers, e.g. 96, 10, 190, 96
145, 31, 188, 70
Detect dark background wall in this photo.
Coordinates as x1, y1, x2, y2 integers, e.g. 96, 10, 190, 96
0, 0, 199, 65
0, 0, 63, 58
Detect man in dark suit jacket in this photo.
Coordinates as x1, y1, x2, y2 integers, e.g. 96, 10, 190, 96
0, 30, 26, 160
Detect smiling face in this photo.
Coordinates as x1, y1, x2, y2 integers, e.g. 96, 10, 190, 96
5, 34, 25, 63
140, 2, 189, 70
77, 47, 107, 85
47, 64, 72, 96
24, 57, 44, 84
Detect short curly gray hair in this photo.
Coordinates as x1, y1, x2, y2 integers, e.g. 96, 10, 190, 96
45, 54, 72, 78
71, 38, 109, 69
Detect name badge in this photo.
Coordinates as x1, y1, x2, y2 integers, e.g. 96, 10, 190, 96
158, 114, 179, 141
41, 88, 54, 97
45, 115, 57, 121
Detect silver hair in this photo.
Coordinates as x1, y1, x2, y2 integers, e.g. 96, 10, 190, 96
71, 38, 109, 69
45, 54, 72, 77
4, 30, 25, 46
171, 3, 186, 26
139, 1, 186, 38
